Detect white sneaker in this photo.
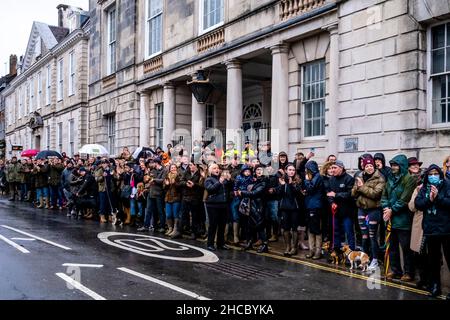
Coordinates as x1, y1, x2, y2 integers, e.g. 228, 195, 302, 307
367, 259, 379, 271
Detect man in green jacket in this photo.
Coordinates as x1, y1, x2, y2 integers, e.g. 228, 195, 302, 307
381, 154, 417, 281
6, 157, 22, 201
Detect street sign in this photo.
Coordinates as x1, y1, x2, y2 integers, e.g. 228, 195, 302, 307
12, 145, 23, 151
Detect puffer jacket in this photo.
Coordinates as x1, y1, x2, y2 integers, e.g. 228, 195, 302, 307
414, 164, 450, 236
327, 169, 355, 217
205, 174, 229, 207
240, 176, 266, 227
352, 170, 385, 209
381, 155, 417, 230
303, 161, 324, 210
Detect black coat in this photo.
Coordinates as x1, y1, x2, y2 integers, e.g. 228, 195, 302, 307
78, 173, 98, 198
204, 175, 229, 207
414, 164, 450, 236
276, 180, 302, 211
264, 173, 280, 201
327, 171, 355, 217
180, 169, 203, 203
241, 177, 266, 225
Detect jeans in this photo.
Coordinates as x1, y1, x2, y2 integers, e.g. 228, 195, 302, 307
265, 200, 279, 222
98, 191, 111, 216
36, 187, 49, 201
130, 198, 137, 217
137, 201, 145, 218
145, 196, 165, 229
230, 197, 241, 222
20, 183, 28, 200
166, 202, 181, 220
390, 228, 415, 276
333, 215, 355, 250
357, 208, 381, 259
49, 185, 62, 207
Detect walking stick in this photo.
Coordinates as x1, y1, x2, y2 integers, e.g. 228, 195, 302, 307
331, 203, 338, 250
384, 219, 392, 276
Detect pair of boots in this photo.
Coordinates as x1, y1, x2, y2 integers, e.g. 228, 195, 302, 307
36, 197, 49, 209
165, 219, 181, 238
305, 231, 322, 259
283, 231, 298, 256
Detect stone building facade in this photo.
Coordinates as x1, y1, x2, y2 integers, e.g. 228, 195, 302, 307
3, 5, 90, 158
86, 0, 449, 167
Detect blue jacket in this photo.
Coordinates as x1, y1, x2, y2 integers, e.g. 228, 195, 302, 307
303, 161, 324, 210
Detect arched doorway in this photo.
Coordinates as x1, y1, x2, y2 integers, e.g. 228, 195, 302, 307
242, 102, 262, 144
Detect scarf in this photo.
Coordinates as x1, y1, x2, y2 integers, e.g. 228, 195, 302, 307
425, 181, 443, 216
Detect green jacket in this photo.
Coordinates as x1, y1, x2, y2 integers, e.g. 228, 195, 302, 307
6, 162, 22, 183
352, 170, 385, 209
95, 167, 106, 192
381, 155, 417, 230
48, 164, 64, 186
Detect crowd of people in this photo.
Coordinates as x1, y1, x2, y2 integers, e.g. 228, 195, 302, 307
0, 141, 449, 299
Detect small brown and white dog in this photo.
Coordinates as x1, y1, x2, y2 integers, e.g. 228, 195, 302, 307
323, 242, 345, 265
341, 245, 370, 271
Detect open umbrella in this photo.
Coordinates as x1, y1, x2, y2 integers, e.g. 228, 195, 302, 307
79, 144, 109, 156
21, 149, 40, 158
35, 150, 62, 160
132, 147, 156, 159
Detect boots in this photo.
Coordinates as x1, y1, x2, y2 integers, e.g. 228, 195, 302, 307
123, 207, 131, 225
313, 234, 322, 260
257, 242, 269, 253
170, 219, 181, 239
289, 231, 298, 256
100, 215, 107, 223
283, 231, 292, 256
243, 240, 253, 251
36, 197, 44, 209
233, 222, 240, 244
306, 232, 316, 258
44, 197, 50, 209
224, 223, 230, 243
165, 219, 174, 236
298, 229, 309, 250
84, 209, 94, 220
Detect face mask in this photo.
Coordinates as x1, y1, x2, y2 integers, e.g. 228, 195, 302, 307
428, 175, 440, 185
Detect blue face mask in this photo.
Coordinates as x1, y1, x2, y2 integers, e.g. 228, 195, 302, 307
428, 175, 441, 185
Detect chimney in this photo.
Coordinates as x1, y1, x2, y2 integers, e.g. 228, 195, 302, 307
57, 4, 69, 28
9, 55, 17, 76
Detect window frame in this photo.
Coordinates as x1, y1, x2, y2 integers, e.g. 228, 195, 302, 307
106, 6, 117, 76
300, 59, 326, 140
29, 77, 34, 113
57, 58, 64, 102
37, 71, 42, 109
69, 51, 75, 96
145, 0, 163, 59
69, 119, 75, 156
205, 103, 215, 129
57, 122, 63, 152
46, 125, 51, 150
155, 103, 164, 148
199, 0, 224, 35
427, 20, 450, 129
107, 114, 116, 155
46, 64, 51, 106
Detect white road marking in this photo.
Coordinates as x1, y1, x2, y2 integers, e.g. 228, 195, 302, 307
118, 267, 210, 300
10, 238, 36, 241
1, 225, 71, 250
62, 263, 104, 268
56, 273, 106, 300
0, 234, 30, 254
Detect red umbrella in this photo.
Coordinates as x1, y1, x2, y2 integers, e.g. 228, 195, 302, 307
21, 149, 40, 158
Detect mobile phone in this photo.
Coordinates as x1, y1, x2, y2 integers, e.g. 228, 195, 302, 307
310, 147, 315, 152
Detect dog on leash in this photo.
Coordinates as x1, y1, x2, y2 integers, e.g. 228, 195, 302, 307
323, 241, 345, 265
341, 245, 370, 271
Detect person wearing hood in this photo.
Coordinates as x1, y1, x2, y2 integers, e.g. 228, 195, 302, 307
239, 165, 268, 253
443, 155, 450, 181
381, 154, 417, 281
352, 156, 385, 270
414, 164, 450, 298
320, 161, 334, 246
230, 165, 254, 244
303, 160, 324, 259
327, 160, 356, 252
276, 163, 303, 256
278, 151, 289, 172
374, 152, 392, 250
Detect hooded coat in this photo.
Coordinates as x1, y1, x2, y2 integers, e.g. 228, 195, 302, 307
303, 161, 324, 210
414, 164, 450, 236
381, 155, 416, 230
240, 176, 266, 227
374, 153, 392, 180
352, 169, 385, 209
353, 153, 372, 179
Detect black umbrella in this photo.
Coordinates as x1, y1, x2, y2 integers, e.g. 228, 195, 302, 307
132, 147, 156, 159
35, 150, 62, 160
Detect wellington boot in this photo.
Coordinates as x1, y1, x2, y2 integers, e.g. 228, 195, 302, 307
289, 231, 298, 256
44, 197, 51, 209
298, 230, 309, 250
313, 235, 323, 260
224, 223, 230, 243
170, 219, 182, 239
123, 207, 131, 225
165, 219, 174, 236
306, 232, 316, 258
233, 222, 240, 244
283, 231, 292, 256
100, 215, 107, 223
36, 197, 44, 209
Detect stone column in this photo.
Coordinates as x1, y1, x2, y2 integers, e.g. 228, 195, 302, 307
191, 94, 205, 147
163, 83, 176, 148
139, 92, 150, 147
270, 44, 289, 155
324, 23, 339, 156
225, 59, 243, 149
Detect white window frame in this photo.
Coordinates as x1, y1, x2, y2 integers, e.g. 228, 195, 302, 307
205, 103, 215, 129
145, 0, 163, 59
18, 87, 23, 119
199, 0, 224, 35
69, 51, 75, 96
427, 20, 450, 129
156, 103, 164, 148
37, 72, 42, 109
69, 119, 75, 156
107, 114, 116, 154
107, 7, 117, 75
46, 64, 51, 105
301, 60, 326, 140
57, 59, 63, 101
46, 125, 51, 150
29, 78, 34, 113
57, 122, 63, 152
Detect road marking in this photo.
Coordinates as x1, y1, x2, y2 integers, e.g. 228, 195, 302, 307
56, 273, 106, 300
0, 234, 30, 254
1, 225, 71, 250
62, 263, 104, 268
244, 249, 445, 299
10, 238, 36, 241
118, 267, 210, 300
